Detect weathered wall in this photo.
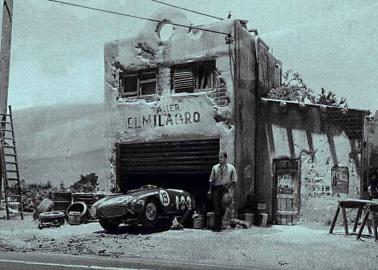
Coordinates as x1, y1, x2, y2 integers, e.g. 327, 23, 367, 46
103, 8, 283, 212
256, 100, 367, 224
232, 27, 281, 213
233, 22, 257, 210
104, 8, 237, 195
368, 111, 378, 169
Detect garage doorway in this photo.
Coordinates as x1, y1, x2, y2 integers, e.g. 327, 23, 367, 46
116, 138, 220, 207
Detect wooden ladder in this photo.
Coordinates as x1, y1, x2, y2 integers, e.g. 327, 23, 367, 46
0, 105, 23, 220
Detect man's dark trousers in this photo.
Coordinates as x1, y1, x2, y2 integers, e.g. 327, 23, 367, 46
212, 185, 227, 231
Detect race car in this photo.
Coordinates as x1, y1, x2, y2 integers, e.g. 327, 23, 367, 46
89, 185, 195, 232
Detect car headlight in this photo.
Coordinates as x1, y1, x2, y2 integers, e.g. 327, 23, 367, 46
89, 205, 97, 218
128, 199, 145, 212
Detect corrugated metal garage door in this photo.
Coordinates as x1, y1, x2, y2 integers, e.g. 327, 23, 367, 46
116, 138, 220, 192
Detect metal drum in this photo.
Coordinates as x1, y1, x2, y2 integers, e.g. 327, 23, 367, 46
66, 202, 89, 224
193, 215, 205, 229
206, 212, 215, 229
68, 211, 81, 225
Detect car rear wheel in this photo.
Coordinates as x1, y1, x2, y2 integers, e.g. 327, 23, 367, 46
99, 218, 120, 232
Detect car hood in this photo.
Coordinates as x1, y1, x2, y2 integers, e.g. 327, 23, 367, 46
98, 195, 135, 207
96, 188, 160, 206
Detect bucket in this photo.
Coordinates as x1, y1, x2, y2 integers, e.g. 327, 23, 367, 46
68, 211, 81, 225
206, 212, 215, 229
245, 213, 254, 225
66, 202, 89, 224
193, 215, 205, 229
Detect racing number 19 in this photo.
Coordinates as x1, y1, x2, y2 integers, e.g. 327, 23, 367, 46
161, 192, 169, 205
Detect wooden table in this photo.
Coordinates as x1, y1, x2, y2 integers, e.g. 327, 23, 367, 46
329, 199, 375, 236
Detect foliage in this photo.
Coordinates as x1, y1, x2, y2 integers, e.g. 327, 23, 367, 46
317, 87, 347, 107
25, 180, 53, 191
267, 70, 347, 107
70, 173, 99, 193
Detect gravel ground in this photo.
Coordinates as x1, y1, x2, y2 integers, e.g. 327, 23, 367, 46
0, 213, 378, 269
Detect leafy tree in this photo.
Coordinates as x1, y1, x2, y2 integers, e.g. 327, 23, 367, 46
317, 87, 347, 107
60, 181, 66, 191
70, 173, 99, 192
267, 70, 347, 107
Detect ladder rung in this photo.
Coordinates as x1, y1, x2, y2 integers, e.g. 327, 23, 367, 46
5, 161, 17, 164
6, 195, 21, 198
6, 187, 20, 191
6, 169, 19, 173
3, 137, 14, 140
4, 153, 16, 157
6, 177, 19, 181
2, 129, 13, 132
4, 145, 16, 149
1, 121, 12, 124
0, 113, 11, 116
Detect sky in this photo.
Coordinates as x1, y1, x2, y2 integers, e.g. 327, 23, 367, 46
7, 0, 378, 111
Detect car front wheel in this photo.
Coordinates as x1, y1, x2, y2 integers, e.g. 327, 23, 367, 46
141, 199, 159, 227
99, 218, 120, 232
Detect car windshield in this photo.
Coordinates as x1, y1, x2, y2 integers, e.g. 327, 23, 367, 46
125, 185, 159, 194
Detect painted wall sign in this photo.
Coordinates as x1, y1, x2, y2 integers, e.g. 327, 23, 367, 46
113, 94, 218, 139
331, 166, 349, 194
124, 102, 201, 129
277, 173, 294, 194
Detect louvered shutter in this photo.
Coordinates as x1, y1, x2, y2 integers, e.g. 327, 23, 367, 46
173, 68, 194, 93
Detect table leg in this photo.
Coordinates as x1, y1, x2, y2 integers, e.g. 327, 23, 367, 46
367, 217, 373, 235
329, 205, 341, 234
372, 212, 378, 241
341, 207, 348, 235
357, 207, 370, 240
353, 207, 363, 233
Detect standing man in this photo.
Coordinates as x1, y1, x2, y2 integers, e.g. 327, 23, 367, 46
208, 152, 237, 232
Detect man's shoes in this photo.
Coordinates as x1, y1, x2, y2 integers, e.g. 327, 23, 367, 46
212, 227, 222, 232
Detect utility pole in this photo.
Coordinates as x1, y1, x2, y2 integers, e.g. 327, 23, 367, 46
0, 0, 13, 201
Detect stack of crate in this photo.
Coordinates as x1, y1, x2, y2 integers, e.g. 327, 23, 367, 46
51, 192, 72, 212
72, 193, 97, 208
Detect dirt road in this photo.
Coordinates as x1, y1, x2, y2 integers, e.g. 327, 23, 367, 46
0, 215, 377, 269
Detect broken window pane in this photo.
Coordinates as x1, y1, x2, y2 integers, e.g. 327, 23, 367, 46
123, 75, 138, 96
140, 81, 156, 96
140, 71, 156, 81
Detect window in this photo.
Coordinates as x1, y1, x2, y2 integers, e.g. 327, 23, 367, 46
120, 69, 157, 98
172, 61, 215, 93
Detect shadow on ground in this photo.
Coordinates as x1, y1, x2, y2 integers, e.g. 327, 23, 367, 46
94, 220, 173, 235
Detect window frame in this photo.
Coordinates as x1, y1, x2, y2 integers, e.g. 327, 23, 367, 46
171, 60, 216, 94
119, 69, 157, 98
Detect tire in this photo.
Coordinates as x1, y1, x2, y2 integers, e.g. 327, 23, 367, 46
141, 199, 159, 228
99, 218, 120, 232
39, 211, 65, 225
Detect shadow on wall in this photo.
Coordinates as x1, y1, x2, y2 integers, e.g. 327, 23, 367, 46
256, 101, 367, 224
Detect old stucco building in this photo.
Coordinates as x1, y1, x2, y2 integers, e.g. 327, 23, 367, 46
104, 8, 371, 224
